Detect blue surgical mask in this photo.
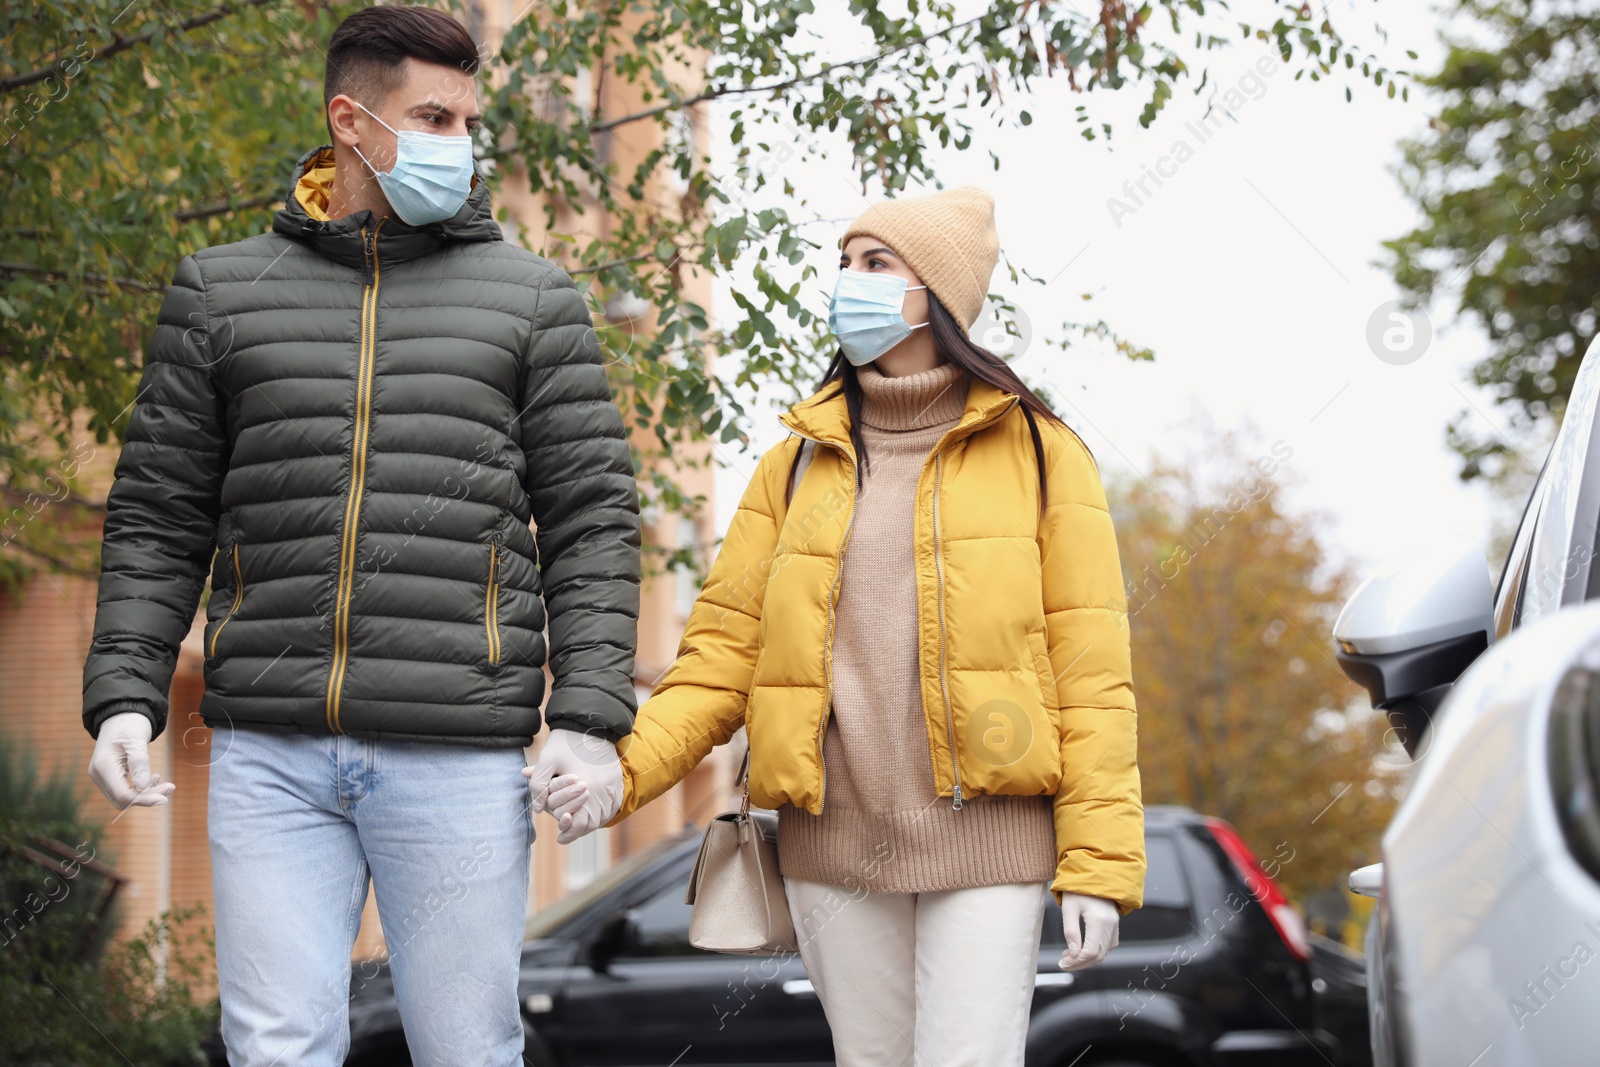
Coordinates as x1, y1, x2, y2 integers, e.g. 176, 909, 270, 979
351, 101, 475, 227
828, 270, 929, 366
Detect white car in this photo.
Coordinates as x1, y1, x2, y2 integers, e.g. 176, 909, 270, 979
1334, 333, 1600, 1067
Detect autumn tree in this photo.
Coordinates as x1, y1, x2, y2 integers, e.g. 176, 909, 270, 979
1, 0, 1404, 589
1109, 422, 1399, 901
1387, 0, 1600, 486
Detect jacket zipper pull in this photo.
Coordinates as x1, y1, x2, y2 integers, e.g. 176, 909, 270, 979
952, 784, 963, 810
362, 228, 373, 285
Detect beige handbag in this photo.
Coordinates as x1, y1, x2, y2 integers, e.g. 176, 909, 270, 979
683, 748, 798, 955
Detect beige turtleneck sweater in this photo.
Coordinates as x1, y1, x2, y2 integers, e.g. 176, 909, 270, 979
775, 359, 1058, 893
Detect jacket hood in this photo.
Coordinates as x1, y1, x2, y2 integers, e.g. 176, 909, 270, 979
271, 144, 502, 270
777, 368, 1020, 453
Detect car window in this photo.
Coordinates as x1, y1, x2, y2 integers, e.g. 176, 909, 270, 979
1495, 476, 1544, 639
524, 832, 694, 942
1521, 337, 1600, 624
1041, 833, 1191, 945
617, 875, 708, 958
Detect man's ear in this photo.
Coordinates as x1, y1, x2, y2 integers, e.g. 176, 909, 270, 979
327, 94, 362, 149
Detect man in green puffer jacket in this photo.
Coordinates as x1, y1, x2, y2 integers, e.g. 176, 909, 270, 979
78, 7, 638, 1064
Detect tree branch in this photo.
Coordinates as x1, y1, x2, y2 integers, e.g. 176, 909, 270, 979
173, 193, 279, 222
568, 250, 659, 276
0, 0, 278, 95
0, 261, 163, 293
0, 485, 106, 513
8, 192, 280, 236
585, 12, 1004, 134
0, 537, 98, 579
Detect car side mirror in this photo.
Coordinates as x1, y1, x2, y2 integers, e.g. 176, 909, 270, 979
587, 909, 639, 973
1333, 540, 1493, 759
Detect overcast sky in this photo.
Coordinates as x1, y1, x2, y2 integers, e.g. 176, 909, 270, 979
707, 0, 1516, 583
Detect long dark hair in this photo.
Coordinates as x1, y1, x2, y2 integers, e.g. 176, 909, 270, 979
788, 291, 1065, 508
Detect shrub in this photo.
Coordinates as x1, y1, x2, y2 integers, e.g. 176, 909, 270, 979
0, 736, 220, 1064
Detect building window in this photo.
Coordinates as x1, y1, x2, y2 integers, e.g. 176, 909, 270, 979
462, 4, 486, 47
675, 518, 699, 619
574, 67, 593, 120
665, 108, 695, 197
564, 825, 611, 891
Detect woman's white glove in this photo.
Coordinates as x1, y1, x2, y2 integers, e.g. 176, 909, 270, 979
87, 712, 175, 809
522, 728, 622, 844
1058, 892, 1121, 971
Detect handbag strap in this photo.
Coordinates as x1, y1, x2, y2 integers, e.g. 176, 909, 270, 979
736, 745, 752, 817
784, 437, 817, 508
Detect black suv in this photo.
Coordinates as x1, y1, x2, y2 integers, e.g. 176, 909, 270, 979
325, 805, 1366, 1066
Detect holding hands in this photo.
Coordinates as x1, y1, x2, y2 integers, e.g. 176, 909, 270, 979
1058, 892, 1120, 971
523, 728, 622, 844
524, 726, 1125, 978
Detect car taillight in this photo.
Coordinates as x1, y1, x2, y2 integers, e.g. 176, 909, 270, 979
1205, 817, 1311, 962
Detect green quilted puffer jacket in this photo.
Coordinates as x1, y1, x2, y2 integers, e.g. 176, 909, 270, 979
82, 145, 642, 748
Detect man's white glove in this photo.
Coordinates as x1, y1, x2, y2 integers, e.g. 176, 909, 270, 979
1058, 892, 1121, 971
522, 728, 622, 845
87, 712, 175, 809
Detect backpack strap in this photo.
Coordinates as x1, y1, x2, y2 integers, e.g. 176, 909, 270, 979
784, 437, 817, 508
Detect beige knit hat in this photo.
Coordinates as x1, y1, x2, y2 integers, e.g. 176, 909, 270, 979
840, 185, 1000, 329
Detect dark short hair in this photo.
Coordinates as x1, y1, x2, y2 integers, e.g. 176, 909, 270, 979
324, 5, 480, 133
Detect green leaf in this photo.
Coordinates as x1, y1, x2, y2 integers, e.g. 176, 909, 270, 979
0, 0, 1388, 585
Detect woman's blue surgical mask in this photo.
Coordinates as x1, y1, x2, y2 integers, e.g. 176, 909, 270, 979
828, 269, 928, 366
351, 101, 475, 227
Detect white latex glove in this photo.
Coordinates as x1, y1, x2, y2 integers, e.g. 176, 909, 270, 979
522, 728, 622, 845
1058, 892, 1120, 971
87, 712, 175, 809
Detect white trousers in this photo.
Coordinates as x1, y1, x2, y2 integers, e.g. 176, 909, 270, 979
783, 876, 1048, 1067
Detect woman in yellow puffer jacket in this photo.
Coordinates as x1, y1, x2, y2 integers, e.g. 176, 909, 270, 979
603, 185, 1141, 1067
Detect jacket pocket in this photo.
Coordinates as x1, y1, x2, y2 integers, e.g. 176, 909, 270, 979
1027, 627, 1058, 712
485, 542, 502, 666
208, 541, 245, 659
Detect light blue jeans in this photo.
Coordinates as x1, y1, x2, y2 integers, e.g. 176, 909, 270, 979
208, 726, 533, 1066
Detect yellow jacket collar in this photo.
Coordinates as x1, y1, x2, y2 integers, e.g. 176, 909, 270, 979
289, 145, 484, 226
293, 146, 338, 222
273, 144, 501, 271
778, 369, 1019, 453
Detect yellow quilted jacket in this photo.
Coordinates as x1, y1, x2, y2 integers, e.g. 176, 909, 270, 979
607, 373, 1144, 913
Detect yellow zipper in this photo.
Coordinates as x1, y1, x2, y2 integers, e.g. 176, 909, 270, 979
932, 396, 1021, 810
797, 395, 1020, 813
209, 543, 244, 658
485, 543, 502, 665
325, 217, 386, 733
931, 448, 963, 809
813, 436, 860, 812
